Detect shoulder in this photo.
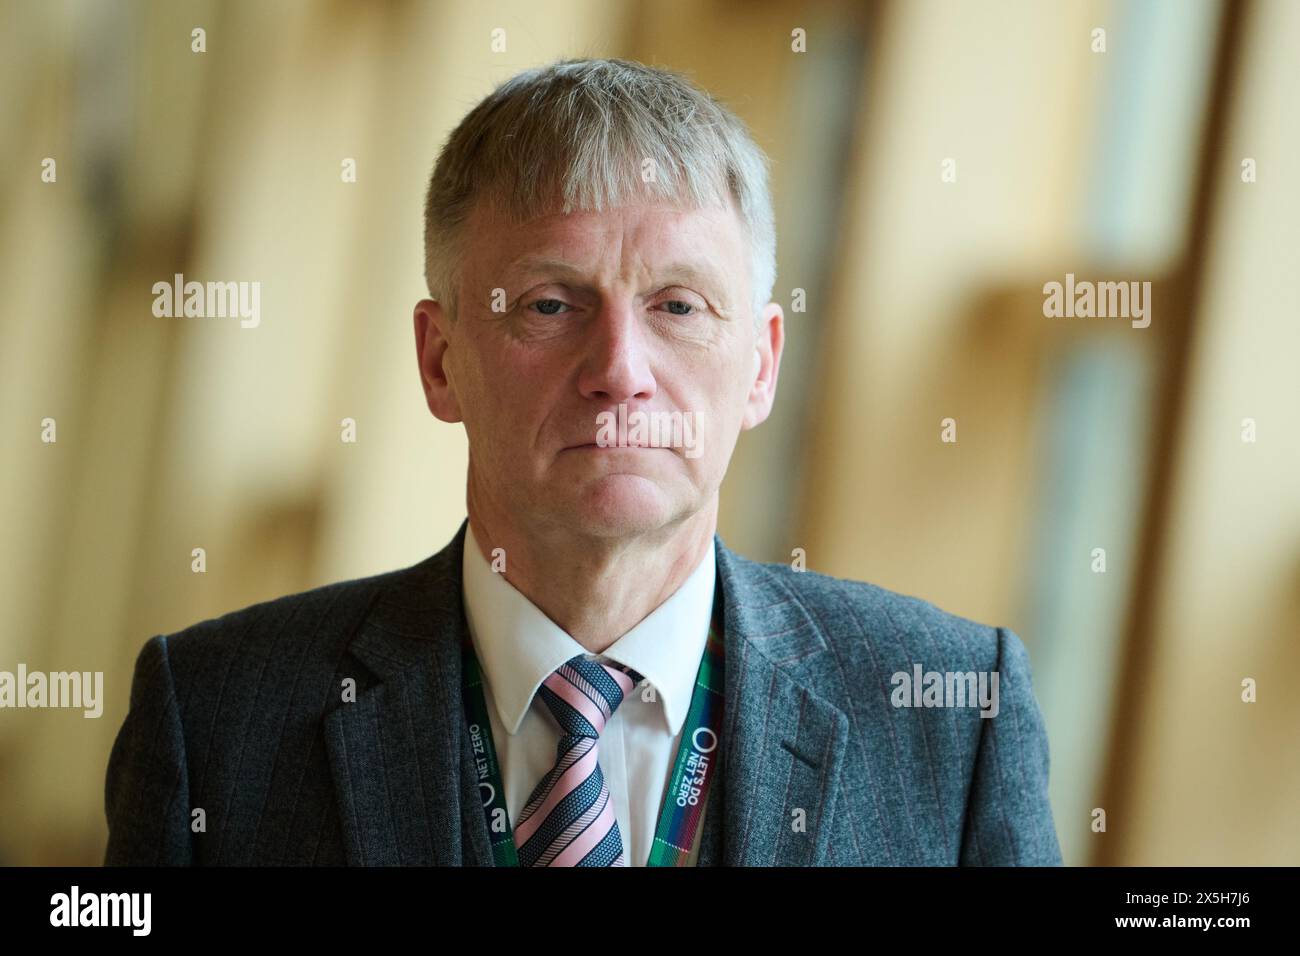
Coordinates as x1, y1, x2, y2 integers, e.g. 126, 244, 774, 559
718, 546, 1011, 675
140, 553, 446, 691
717, 544, 1047, 752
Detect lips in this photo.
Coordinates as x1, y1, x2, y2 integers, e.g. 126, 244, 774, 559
568, 441, 655, 449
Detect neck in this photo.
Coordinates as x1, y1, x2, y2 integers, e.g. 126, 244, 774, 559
467, 499, 717, 655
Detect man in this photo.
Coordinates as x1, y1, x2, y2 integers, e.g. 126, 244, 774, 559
104, 58, 1062, 866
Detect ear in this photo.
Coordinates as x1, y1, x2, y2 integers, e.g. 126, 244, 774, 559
741, 301, 784, 431
413, 298, 463, 423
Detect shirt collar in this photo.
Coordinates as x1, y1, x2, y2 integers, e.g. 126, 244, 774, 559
460, 523, 716, 738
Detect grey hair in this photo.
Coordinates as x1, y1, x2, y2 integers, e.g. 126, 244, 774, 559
422, 57, 776, 323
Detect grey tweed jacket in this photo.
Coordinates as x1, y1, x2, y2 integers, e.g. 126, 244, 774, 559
103, 520, 1062, 866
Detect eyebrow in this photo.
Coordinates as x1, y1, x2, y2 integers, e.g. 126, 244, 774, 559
504, 256, 731, 301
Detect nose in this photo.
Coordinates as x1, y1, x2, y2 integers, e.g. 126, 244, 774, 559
576, 301, 657, 404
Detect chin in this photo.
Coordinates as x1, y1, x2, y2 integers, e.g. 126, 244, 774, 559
564, 473, 681, 538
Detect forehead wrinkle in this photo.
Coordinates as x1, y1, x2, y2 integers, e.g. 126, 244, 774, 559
492, 206, 741, 305
504, 252, 732, 301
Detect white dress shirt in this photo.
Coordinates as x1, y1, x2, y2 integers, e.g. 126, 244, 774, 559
460, 523, 716, 866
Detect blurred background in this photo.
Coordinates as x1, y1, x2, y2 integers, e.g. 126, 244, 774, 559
1, 0, 1296, 866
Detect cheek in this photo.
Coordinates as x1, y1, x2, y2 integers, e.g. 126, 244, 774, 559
458, 336, 515, 400
706, 359, 753, 414
447, 344, 506, 439
465, 340, 567, 425
681, 370, 749, 462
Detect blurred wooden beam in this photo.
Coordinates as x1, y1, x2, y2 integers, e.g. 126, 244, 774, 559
1093, 0, 1255, 867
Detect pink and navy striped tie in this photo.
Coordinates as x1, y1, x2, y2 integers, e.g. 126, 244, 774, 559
513, 654, 642, 867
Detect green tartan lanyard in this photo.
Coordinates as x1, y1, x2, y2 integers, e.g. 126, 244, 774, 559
461, 609, 725, 866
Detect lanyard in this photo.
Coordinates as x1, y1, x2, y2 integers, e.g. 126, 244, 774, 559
462, 600, 725, 867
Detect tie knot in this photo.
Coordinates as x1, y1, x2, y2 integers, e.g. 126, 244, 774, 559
537, 654, 643, 739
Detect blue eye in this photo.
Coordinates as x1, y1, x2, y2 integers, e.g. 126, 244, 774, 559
529, 298, 569, 316
662, 300, 695, 316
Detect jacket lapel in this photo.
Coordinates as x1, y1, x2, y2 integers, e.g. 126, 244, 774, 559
695, 538, 849, 866
323, 523, 493, 865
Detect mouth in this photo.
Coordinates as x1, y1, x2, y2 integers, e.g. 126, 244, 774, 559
565, 442, 659, 451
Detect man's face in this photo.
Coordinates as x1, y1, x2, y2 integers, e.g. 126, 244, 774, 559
415, 196, 783, 542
